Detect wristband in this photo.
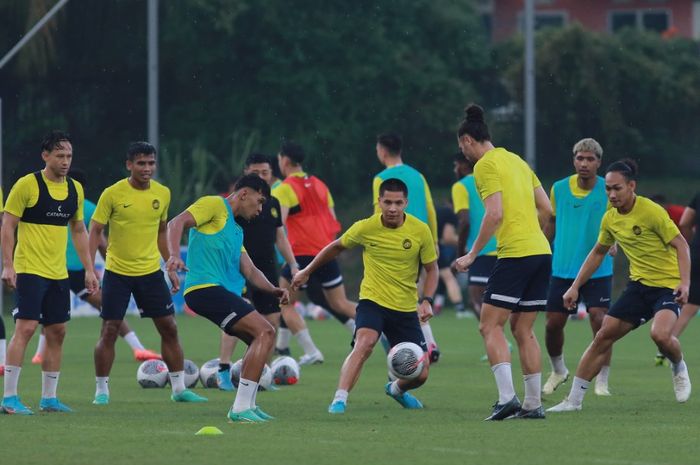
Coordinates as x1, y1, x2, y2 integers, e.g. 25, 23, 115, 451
419, 296, 434, 305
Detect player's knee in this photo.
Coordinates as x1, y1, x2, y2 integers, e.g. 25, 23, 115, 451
100, 321, 121, 342
352, 340, 375, 361
46, 324, 66, 343
13, 323, 38, 342
257, 323, 275, 347
650, 328, 672, 348
545, 315, 565, 333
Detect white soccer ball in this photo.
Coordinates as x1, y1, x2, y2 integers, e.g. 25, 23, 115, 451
184, 359, 200, 388
387, 342, 425, 380
137, 359, 169, 388
199, 358, 220, 388
271, 356, 300, 385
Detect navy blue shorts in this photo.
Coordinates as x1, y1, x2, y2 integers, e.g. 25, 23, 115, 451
547, 276, 612, 314
14, 273, 70, 325
68, 269, 91, 299
185, 286, 256, 337
353, 299, 427, 351
483, 254, 552, 312
243, 266, 280, 315
608, 281, 680, 328
468, 255, 497, 286
281, 255, 343, 289
438, 245, 457, 269
689, 257, 700, 306
101, 270, 174, 320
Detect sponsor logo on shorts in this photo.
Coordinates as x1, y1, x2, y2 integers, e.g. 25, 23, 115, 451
632, 225, 642, 235
402, 239, 412, 250
600, 297, 610, 302
152, 199, 160, 210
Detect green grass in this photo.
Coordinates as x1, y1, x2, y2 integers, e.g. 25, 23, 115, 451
1, 310, 698, 465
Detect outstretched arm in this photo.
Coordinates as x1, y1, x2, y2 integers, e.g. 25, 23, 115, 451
165, 211, 198, 293
454, 192, 502, 272
291, 239, 347, 290
240, 253, 289, 304
669, 234, 691, 305
562, 243, 610, 309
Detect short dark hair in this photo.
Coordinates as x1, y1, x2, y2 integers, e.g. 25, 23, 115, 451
245, 152, 272, 168
457, 104, 491, 142
377, 133, 402, 155
234, 173, 271, 198
41, 130, 71, 152
127, 141, 157, 161
379, 178, 408, 198
279, 141, 305, 165
68, 168, 87, 186
606, 158, 638, 182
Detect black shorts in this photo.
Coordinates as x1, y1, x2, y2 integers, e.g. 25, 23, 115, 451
14, 273, 70, 325
68, 269, 91, 299
468, 255, 497, 286
483, 254, 552, 312
244, 267, 280, 315
438, 245, 457, 269
547, 276, 612, 314
689, 257, 700, 306
185, 286, 256, 337
608, 281, 680, 328
353, 299, 427, 351
101, 269, 174, 320
281, 255, 343, 289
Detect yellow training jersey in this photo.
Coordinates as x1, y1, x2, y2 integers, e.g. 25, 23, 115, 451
0, 186, 4, 212
92, 178, 170, 276
4, 172, 85, 279
598, 196, 681, 289
451, 181, 468, 214
473, 147, 551, 258
340, 213, 437, 312
272, 172, 335, 208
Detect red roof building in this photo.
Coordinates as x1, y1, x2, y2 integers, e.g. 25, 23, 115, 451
477, 0, 700, 41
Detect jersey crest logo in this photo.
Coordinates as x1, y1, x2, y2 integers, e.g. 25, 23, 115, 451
152, 199, 160, 210
632, 225, 642, 235
402, 239, 412, 250
271, 207, 279, 218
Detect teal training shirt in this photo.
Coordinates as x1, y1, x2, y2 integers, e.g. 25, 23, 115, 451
460, 175, 497, 256
551, 175, 612, 279
376, 164, 428, 224
184, 197, 246, 295
66, 199, 96, 271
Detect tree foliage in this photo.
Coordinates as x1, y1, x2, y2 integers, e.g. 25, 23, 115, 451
493, 25, 700, 177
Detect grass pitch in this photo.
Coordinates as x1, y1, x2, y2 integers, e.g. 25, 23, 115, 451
1, 309, 698, 465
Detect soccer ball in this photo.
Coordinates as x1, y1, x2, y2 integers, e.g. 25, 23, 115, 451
387, 342, 425, 380
230, 359, 273, 390
184, 359, 200, 388
137, 359, 169, 388
271, 356, 300, 385
199, 358, 220, 388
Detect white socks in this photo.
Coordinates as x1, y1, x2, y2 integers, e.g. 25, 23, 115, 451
232, 378, 258, 413
389, 381, 404, 397
672, 358, 688, 376
34, 334, 46, 358
123, 331, 145, 351
95, 377, 109, 396
3, 365, 21, 397
597, 365, 610, 385
295, 329, 320, 355
420, 322, 436, 347
550, 354, 567, 375
522, 373, 542, 410
568, 376, 590, 406
169, 371, 186, 394
41, 371, 60, 399
343, 319, 356, 334
491, 362, 516, 404
333, 389, 349, 404
276, 328, 292, 351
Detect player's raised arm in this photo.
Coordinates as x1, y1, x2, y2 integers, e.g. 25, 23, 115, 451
562, 243, 610, 309
290, 239, 347, 290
